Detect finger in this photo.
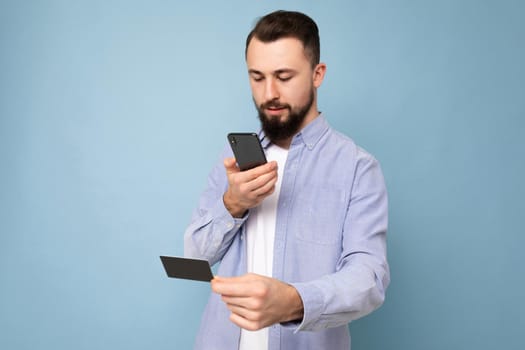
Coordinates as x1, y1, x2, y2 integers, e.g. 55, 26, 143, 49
229, 162, 277, 191
211, 274, 260, 296
214, 273, 259, 283
214, 273, 258, 283
243, 170, 277, 193
212, 279, 249, 296
229, 312, 265, 331
243, 161, 277, 179
221, 295, 260, 311
225, 303, 260, 321
224, 157, 239, 174
251, 176, 277, 198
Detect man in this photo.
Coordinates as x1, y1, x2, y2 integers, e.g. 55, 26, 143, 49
184, 10, 389, 350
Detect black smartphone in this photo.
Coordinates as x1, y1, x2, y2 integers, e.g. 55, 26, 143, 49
227, 133, 267, 171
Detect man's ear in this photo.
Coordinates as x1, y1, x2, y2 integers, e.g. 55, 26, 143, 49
313, 63, 327, 88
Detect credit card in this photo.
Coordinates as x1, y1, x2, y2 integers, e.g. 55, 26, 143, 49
160, 256, 213, 282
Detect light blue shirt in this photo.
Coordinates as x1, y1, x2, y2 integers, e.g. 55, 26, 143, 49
184, 115, 389, 350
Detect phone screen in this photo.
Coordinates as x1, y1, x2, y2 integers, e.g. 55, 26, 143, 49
227, 133, 267, 171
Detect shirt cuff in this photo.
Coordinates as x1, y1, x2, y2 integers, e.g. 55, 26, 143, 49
283, 281, 325, 332
196, 199, 247, 257
213, 196, 248, 230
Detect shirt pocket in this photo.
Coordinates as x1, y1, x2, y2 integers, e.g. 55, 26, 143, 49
292, 184, 347, 245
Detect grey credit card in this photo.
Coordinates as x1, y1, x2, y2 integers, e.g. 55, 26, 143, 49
160, 256, 214, 282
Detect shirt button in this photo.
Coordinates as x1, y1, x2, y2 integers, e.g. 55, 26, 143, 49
226, 222, 233, 229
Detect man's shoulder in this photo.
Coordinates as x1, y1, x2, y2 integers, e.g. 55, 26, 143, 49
325, 126, 357, 148
324, 126, 377, 163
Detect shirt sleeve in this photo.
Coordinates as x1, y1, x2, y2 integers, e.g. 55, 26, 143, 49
287, 150, 389, 332
183, 149, 248, 266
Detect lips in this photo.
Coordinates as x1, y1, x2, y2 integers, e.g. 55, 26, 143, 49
265, 107, 287, 116
264, 103, 288, 111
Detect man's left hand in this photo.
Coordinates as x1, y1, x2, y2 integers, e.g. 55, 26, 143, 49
211, 273, 304, 331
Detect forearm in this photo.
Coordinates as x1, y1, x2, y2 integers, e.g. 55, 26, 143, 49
184, 198, 246, 265
290, 254, 389, 332
184, 149, 248, 264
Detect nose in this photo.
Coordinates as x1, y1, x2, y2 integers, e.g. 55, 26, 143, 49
264, 78, 279, 101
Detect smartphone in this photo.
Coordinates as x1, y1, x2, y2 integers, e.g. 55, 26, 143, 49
227, 133, 267, 171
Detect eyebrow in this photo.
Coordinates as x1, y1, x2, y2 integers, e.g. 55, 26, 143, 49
248, 68, 297, 76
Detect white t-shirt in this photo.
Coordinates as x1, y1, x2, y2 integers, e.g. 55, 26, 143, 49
239, 144, 288, 350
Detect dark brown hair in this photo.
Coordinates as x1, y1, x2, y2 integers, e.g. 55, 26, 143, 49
245, 10, 320, 68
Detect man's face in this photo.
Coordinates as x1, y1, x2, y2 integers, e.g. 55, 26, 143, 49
246, 37, 324, 142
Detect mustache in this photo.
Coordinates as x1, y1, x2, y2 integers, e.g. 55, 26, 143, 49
260, 100, 290, 110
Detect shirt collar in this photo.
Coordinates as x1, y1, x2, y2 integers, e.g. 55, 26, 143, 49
258, 114, 329, 150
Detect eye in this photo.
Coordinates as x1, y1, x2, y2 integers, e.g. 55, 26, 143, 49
250, 74, 264, 82
277, 75, 292, 82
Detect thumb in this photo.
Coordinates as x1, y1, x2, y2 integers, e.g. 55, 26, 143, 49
224, 157, 239, 173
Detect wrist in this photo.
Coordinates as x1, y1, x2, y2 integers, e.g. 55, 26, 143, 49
284, 284, 304, 323
223, 191, 247, 218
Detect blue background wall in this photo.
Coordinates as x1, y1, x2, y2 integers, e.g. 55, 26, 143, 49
1, 1, 524, 349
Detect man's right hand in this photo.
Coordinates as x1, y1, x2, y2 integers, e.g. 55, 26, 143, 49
222, 157, 278, 218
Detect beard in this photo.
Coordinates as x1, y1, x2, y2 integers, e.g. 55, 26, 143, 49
255, 89, 315, 144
